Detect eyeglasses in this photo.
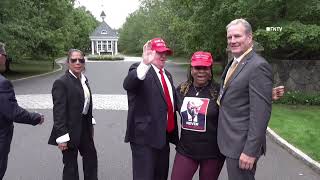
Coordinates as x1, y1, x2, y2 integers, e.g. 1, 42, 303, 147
70, 58, 85, 64
0, 53, 7, 58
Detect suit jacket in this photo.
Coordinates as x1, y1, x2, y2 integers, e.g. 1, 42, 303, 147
48, 71, 93, 146
123, 62, 179, 149
0, 74, 40, 154
217, 51, 273, 159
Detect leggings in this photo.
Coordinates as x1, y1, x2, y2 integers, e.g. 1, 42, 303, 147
171, 152, 225, 180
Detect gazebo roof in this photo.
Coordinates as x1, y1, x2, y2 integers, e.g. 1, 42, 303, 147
90, 21, 118, 38
100, 11, 106, 17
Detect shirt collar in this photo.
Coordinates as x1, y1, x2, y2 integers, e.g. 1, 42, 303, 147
68, 70, 86, 83
233, 46, 253, 63
151, 64, 164, 74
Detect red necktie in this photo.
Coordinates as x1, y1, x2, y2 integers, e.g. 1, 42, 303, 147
159, 69, 175, 132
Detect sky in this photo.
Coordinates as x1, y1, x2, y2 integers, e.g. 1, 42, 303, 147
75, 0, 141, 29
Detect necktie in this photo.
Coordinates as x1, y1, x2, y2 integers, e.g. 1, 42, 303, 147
224, 60, 239, 86
159, 69, 175, 132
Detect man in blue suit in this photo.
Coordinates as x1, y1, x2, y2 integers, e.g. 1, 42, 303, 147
0, 42, 44, 180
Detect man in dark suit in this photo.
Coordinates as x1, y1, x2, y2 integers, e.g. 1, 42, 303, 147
0, 42, 44, 180
123, 38, 179, 180
217, 19, 273, 180
48, 49, 97, 180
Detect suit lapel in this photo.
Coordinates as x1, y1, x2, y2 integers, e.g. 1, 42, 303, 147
66, 71, 85, 106
221, 59, 234, 86
150, 67, 166, 102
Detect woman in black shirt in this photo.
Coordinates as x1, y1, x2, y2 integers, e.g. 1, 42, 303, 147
171, 51, 224, 180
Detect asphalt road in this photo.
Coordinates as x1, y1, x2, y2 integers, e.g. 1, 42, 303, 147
4, 57, 320, 180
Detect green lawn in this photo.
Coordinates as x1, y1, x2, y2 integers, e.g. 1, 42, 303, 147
270, 104, 320, 162
5, 60, 59, 80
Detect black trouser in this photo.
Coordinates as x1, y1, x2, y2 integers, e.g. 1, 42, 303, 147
0, 126, 13, 180
130, 142, 170, 180
62, 119, 97, 180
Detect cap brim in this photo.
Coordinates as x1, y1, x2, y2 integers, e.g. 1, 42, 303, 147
191, 61, 212, 67
154, 47, 173, 55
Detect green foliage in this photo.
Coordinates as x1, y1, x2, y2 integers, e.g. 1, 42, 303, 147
87, 55, 124, 61
273, 91, 320, 105
6, 59, 58, 80
255, 21, 320, 59
0, 0, 98, 61
118, 0, 320, 61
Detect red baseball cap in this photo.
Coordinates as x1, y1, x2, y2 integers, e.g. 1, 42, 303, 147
150, 38, 173, 55
191, 51, 213, 67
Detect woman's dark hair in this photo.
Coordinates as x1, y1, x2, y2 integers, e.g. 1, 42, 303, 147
66, 49, 85, 63
179, 65, 219, 100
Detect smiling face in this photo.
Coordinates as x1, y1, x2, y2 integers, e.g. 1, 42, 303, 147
191, 66, 212, 87
227, 23, 252, 58
151, 51, 168, 69
67, 51, 85, 78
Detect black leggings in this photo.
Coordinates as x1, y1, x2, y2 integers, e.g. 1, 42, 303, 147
171, 152, 225, 180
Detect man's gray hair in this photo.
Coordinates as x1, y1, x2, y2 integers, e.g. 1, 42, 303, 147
226, 18, 252, 34
0, 42, 6, 55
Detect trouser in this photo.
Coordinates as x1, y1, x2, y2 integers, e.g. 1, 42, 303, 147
171, 152, 225, 180
0, 126, 13, 180
62, 119, 97, 180
225, 156, 258, 180
130, 142, 170, 180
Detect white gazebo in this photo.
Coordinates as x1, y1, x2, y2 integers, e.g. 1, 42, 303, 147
89, 11, 119, 55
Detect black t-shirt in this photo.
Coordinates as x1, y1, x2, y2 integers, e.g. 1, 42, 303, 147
175, 82, 224, 160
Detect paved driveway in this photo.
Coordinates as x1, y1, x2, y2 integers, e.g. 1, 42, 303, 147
4, 57, 319, 180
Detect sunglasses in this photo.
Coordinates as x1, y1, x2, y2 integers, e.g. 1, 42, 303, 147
0, 53, 7, 58
70, 58, 85, 64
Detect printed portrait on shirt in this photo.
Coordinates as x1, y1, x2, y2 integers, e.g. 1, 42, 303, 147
180, 97, 209, 132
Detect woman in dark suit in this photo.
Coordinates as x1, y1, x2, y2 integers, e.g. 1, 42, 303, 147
48, 49, 97, 180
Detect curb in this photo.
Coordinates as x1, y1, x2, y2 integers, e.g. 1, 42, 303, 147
267, 127, 320, 174
11, 57, 65, 82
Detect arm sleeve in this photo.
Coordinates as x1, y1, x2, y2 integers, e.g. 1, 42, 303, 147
123, 62, 149, 91
243, 62, 273, 157
137, 61, 151, 80
56, 133, 70, 144
92, 117, 96, 125
0, 80, 41, 125
52, 79, 69, 139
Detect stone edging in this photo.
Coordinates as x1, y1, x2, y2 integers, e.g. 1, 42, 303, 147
11, 57, 64, 82
267, 127, 320, 174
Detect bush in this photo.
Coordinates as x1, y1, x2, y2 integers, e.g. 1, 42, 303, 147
273, 91, 320, 105
87, 55, 124, 61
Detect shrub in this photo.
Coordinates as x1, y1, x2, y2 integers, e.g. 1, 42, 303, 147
273, 91, 320, 105
87, 55, 124, 61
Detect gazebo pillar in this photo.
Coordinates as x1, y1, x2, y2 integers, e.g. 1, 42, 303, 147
111, 41, 114, 55
91, 41, 94, 55
115, 41, 118, 55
